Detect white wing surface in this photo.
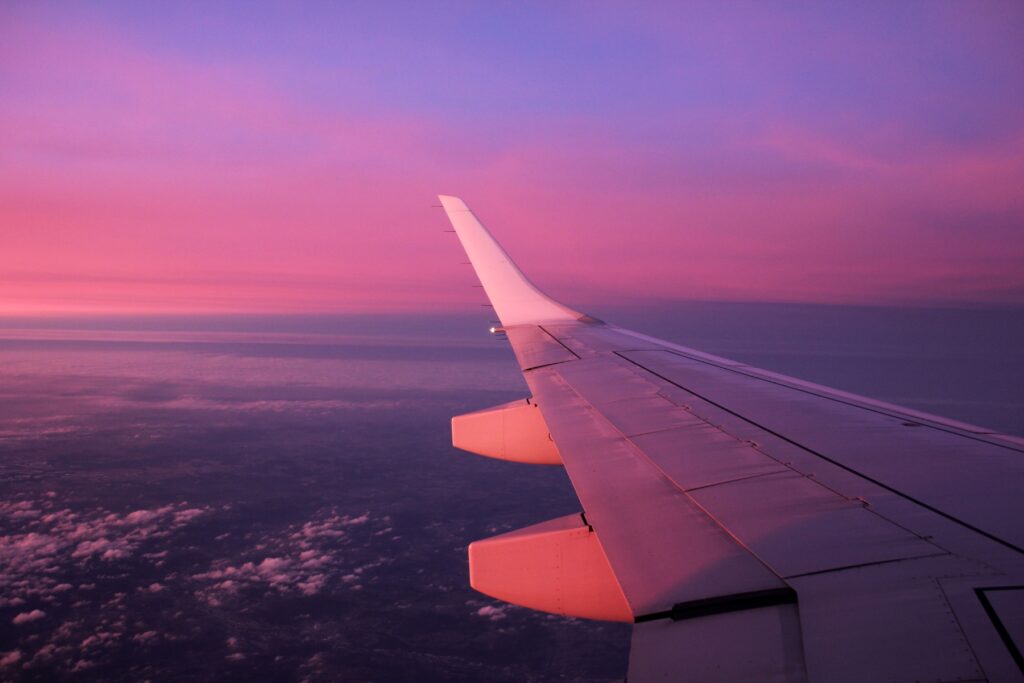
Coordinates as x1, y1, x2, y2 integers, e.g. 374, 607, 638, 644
441, 196, 1024, 682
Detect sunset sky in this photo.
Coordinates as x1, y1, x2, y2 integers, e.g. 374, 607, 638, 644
2, 1, 1023, 314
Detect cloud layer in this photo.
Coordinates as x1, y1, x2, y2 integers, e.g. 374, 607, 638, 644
0, 493, 394, 676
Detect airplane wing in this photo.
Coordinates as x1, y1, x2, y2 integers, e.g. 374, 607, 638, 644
439, 195, 1024, 682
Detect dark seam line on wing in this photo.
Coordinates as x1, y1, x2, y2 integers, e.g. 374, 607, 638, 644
521, 359, 576, 372
614, 352, 1024, 557
682, 469, 790, 493
536, 325, 582, 360
975, 586, 1024, 674
623, 426, 719, 439
649, 349, 1024, 455
783, 552, 950, 580
553, 356, 947, 568
626, 392, 951, 553
936, 581, 989, 678
634, 587, 797, 623
529, 369, 795, 589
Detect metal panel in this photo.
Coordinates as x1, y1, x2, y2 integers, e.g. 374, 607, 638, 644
587, 394, 696, 436
618, 348, 1024, 551
629, 604, 808, 682
689, 471, 943, 577
940, 578, 1024, 683
984, 588, 1024, 676
792, 556, 987, 683
632, 425, 790, 491
547, 355, 660, 403
503, 325, 577, 370
543, 322, 663, 358
544, 348, 940, 579
525, 365, 790, 617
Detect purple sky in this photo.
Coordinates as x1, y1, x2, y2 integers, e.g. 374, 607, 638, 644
2, 1, 1023, 314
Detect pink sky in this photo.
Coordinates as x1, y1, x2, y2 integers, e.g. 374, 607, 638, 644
2, 2, 1023, 314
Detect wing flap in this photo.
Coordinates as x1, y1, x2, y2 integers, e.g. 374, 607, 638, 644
629, 603, 807, 682
791, 555, 991, 683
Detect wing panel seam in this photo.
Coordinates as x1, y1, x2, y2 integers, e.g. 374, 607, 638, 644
537, 325, 582, 360
530, 367, 795, 588
975, 586, 1024, 674
654, 348, 1024, 454
613, 351, 1024, 556
634, 586, 798, 623
783, 552, 951, 580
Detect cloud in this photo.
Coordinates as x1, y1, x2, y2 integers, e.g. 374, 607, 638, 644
475, 605, 508, 622
0, 497, 210, 610
0, 650, 22, 667
12, 609, 46, 624
132, 631, 158, 645
173, 508, 206, 524
192, 509, 393, 600
297, 574, 327, 596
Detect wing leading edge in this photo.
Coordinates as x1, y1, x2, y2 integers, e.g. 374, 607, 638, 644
440, 196, 1024, 682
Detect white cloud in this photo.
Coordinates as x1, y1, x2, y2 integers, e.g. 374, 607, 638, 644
0, 650, 22, 667
12, 609, 46, 624
342, 513, 370, 526
193, 508, 392, 600
0, 496, 210, 615
132, 631, 158, 644
475, 604, 509, 621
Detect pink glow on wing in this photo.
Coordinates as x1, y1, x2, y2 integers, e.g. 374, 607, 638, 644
2, 4, 1023, 314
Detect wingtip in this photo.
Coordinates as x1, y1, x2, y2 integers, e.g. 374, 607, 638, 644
438, 195, 469, 212
438, 195, 587, 326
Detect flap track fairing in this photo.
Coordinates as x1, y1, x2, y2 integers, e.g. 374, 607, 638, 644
451, 398, 562, 465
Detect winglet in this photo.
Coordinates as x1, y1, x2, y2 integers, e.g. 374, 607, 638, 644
439, 195, 587, 326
